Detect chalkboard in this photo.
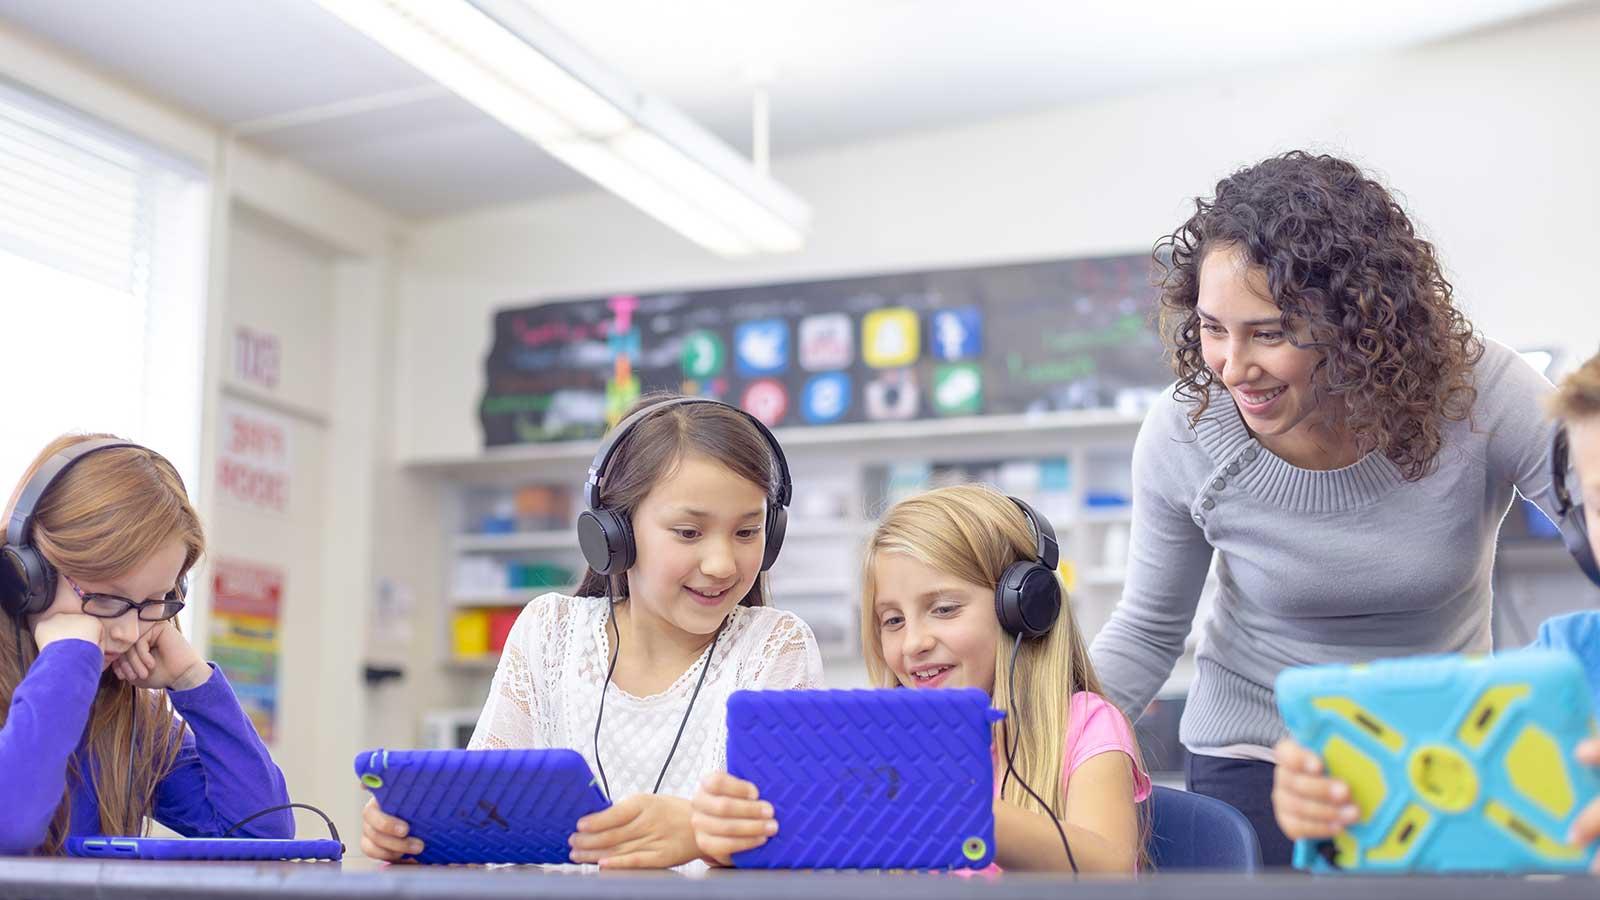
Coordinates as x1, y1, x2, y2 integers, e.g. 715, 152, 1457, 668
480, 254, 1171, 446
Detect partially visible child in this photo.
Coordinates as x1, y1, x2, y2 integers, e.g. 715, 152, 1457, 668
0, 435, 292, 855
1273, 350, 1600, 870
692, 484, 1148, 873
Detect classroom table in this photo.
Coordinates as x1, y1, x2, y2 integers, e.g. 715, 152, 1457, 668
0, 858, 1595, 900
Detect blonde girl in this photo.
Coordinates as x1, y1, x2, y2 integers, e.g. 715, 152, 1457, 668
692, 484, 1148, 873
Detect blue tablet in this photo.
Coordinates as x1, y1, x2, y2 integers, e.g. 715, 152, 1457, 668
1277, 649, 1600, 873
726, 688, 1004, 870
354, 747, 609, 865
66, 836, 342, 861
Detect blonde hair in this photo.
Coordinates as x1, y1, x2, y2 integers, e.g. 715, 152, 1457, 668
860, 484, 1140, 823
1549, 351, 1600, 423
0, 433, 201, 854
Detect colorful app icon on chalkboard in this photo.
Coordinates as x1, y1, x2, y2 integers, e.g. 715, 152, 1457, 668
799, 314, 853, 371
680, 377, 729, 402
735, 320, 789, 377
863, 308, 919, 369
802, 373, 852, 424
930, 307, 982, 361
864, 369, 918, 421
682, 330, 726, 380
741, 378, 789, 426
933, 363, 982, 416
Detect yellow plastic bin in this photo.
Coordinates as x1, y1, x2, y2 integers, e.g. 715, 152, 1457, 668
451, 609, 492, 659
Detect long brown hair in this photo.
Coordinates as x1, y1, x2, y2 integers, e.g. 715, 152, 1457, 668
0, 434, 202, 855
860, 485, 1143, 823
1155, 151, 1482, 481
574, 394, 778, 606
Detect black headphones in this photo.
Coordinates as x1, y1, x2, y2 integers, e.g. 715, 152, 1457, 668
1552, 425, 1599, 587
1, 438, 155, 620
576, 398, 793, 577
996, 496, 1063, 639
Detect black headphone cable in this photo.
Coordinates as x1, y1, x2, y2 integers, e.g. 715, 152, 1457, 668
1000, 631, 1078, 874
593, 603, 726, 801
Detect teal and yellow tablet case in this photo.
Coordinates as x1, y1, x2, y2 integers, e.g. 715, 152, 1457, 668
1277, 650, 1599, 873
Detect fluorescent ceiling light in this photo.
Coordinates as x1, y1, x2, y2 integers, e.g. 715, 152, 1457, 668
312, 0, 811, 255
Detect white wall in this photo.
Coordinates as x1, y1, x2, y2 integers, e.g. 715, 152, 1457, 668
395, 4, 1600, 463
0, 19, 400, 846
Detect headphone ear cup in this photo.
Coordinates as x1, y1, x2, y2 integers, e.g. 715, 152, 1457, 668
0, 545, 54, 618
995, 561, 1061, 640
761, 506, 787, 572
577, 507, 635, 577
1564, 512, 1600, 587
0, 547, 25, 618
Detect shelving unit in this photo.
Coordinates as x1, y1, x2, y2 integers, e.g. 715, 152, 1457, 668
448, 593, 539, 609
410, 410, 1162, 688
407, 407, 1600, 751
451, 531, 580, 553
406, 408, 1148, 481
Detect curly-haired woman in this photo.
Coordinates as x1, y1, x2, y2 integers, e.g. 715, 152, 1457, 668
1087, 151, 1577, 865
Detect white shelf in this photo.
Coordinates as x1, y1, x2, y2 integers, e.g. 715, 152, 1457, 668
445, 654, 500, 672
1078, 507, 1133, 524
452, 531, 579, 553
1497, 540, 1578, 567
451, 522, 862, 554
405, 408, 1144, 479
450, 593, 537, 608
1080, 567, 1126, 587
783, 519, 871, 539
767, 578, 856, 597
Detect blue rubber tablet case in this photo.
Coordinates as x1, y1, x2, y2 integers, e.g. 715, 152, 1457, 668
1276, 649, 1600, 873
354, 748, 609, 865
726, 688, 1002, 870
65, 836, 343, 861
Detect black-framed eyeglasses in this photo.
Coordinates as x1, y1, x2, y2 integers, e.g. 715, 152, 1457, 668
63, 573, 186, 621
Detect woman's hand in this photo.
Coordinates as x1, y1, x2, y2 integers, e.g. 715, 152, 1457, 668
569, 793, 701, 868
111, 622, 211, 691
360, 796, 422, 862
690, 773, 777, 866
1272, 738, 1360, 840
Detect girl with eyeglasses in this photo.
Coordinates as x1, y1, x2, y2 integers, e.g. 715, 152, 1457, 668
0, 434, 292, 855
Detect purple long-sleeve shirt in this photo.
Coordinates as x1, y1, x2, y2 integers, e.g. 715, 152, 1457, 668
0, 637, 292, 854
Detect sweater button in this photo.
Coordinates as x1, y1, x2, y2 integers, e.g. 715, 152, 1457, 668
1212, 478, 1226, 490
1227, 463, 1240, 474
1202, 498, 1215, 510
1243, 448, 1259, 461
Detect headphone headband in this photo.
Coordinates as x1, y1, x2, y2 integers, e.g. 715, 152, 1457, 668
3, 438, 184, 621
7, 439, 143, 547
577, 397, 793, 577
1009, 496, 1059, 571
583, 398, 792, 511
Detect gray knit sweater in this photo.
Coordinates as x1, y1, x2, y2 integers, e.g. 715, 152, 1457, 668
1088, 339, 1571, 753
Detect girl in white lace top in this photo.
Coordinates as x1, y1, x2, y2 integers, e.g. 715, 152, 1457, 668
359, 396, 824, 867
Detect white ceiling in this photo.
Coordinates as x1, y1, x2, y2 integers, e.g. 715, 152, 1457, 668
0, 0, 1583, 220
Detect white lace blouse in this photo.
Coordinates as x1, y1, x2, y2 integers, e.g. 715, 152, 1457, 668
468, 593, 826, 804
